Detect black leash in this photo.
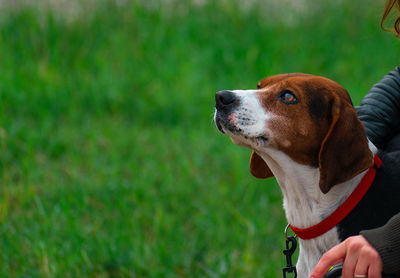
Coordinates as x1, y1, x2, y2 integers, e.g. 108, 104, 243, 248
282, 224, 297, 278
281, 225, 345, 278
281, 224, 341, 278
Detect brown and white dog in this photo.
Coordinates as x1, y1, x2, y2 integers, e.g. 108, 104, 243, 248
214, 73, 380, 277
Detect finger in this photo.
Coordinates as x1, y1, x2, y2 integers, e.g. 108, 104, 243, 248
353, 254, 369, 278
368, 264, 382, 278
359, 236, 383, 278
342, 241, 362, 278
364, 249, 383, 278
310, 243, 347, 278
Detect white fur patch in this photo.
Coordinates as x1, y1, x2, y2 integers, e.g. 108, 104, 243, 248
230, 90, 270, 138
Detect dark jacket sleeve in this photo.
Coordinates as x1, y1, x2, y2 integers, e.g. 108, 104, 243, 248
356, 66, 400, 276
355, 66, 400, 149
361, 214, 400, 276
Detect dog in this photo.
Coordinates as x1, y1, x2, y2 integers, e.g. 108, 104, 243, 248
214, 73, 400, 277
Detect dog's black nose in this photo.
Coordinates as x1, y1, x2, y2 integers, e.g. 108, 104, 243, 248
215, 90, 237, 110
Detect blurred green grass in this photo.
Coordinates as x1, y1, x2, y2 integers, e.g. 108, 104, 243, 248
0, 0, 399, 277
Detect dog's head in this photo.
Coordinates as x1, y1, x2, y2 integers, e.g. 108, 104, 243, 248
214, 73, 373, 193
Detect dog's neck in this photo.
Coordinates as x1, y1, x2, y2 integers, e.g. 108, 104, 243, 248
256, 141, 378, 277
257, 140, 377, 228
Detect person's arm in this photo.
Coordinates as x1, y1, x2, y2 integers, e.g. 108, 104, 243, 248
360, 213, 400, 276
356, 66, 400, 149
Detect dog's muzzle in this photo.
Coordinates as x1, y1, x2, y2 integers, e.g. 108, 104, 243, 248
214, 90, 240, 134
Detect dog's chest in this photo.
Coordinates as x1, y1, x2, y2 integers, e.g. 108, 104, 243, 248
295, 228, 340, 277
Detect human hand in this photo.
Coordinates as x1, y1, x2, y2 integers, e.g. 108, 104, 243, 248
310, 235, 383, 278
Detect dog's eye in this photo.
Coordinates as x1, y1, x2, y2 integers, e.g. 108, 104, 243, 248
279, 90, 298, 104
284, 92, 295, 102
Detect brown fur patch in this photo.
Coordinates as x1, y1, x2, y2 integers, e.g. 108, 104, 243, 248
252, 74, 372, 192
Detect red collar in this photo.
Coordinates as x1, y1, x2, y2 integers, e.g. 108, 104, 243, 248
290, 154, 382, 240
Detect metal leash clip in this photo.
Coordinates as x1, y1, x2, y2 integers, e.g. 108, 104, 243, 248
282, 224, 297, 278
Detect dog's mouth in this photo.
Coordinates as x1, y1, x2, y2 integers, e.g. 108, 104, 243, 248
214, 111, 269, 146
214, 111, 243, 134
215, 115, 240, 135
215, 117, 225, 134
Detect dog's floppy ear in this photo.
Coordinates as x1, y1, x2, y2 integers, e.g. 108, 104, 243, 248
318, 95, 373, 193
249, 151, 274, 179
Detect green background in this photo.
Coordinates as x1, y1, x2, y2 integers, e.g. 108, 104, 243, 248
0, 0, 399, 277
